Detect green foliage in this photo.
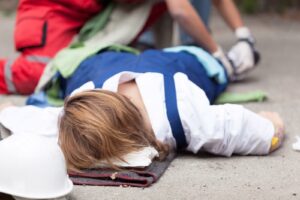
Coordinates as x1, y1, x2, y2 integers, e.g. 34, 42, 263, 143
238, 0, 260, 14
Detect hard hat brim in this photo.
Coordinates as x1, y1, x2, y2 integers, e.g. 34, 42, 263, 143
0, 179, 73, 199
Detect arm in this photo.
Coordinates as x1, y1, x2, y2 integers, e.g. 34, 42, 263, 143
202, 104, 284, 156
165, 0, 218, 53
164, 0, 235, 78
212, 0, 244, 31
212, 0, 260, 80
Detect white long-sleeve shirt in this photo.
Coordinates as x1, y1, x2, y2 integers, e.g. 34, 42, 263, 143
0, 71, 274, 156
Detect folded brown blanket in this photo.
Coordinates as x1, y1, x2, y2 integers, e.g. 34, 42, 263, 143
68, 152, 176, 187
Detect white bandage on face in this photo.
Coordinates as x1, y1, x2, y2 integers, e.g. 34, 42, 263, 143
94, 146, 159, 168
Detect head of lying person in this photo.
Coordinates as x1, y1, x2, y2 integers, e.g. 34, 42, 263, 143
59, 90, 169, 171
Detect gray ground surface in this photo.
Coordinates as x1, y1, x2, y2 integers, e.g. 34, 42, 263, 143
1, 13, 300, 200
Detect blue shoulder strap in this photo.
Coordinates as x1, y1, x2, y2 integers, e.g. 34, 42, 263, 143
163, 74, 187, 149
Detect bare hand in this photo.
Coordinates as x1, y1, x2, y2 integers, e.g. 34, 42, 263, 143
259, 111, 284, 132
258, 111, 285, 152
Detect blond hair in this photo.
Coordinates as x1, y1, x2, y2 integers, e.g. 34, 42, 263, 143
59, 90, 169, 171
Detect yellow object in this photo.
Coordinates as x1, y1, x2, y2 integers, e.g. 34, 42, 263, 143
271, 137, 279, 148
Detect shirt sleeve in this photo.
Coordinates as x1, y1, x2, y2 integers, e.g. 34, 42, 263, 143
201, 104, 275, 156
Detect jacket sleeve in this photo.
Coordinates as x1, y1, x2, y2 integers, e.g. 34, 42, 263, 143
201, 104, 274, 156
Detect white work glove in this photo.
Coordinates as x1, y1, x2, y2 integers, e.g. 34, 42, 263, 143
228, 27, 260, 80
212, 46, 234, 80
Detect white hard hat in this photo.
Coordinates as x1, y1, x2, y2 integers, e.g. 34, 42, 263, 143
0, 134, 73, 199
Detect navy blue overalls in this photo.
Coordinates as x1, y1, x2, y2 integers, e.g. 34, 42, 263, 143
63, 50, 227, 149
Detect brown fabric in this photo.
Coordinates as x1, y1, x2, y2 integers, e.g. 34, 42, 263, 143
68, 152, 176, 187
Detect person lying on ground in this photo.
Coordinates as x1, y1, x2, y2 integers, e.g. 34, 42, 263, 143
0, 48, 285, 171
